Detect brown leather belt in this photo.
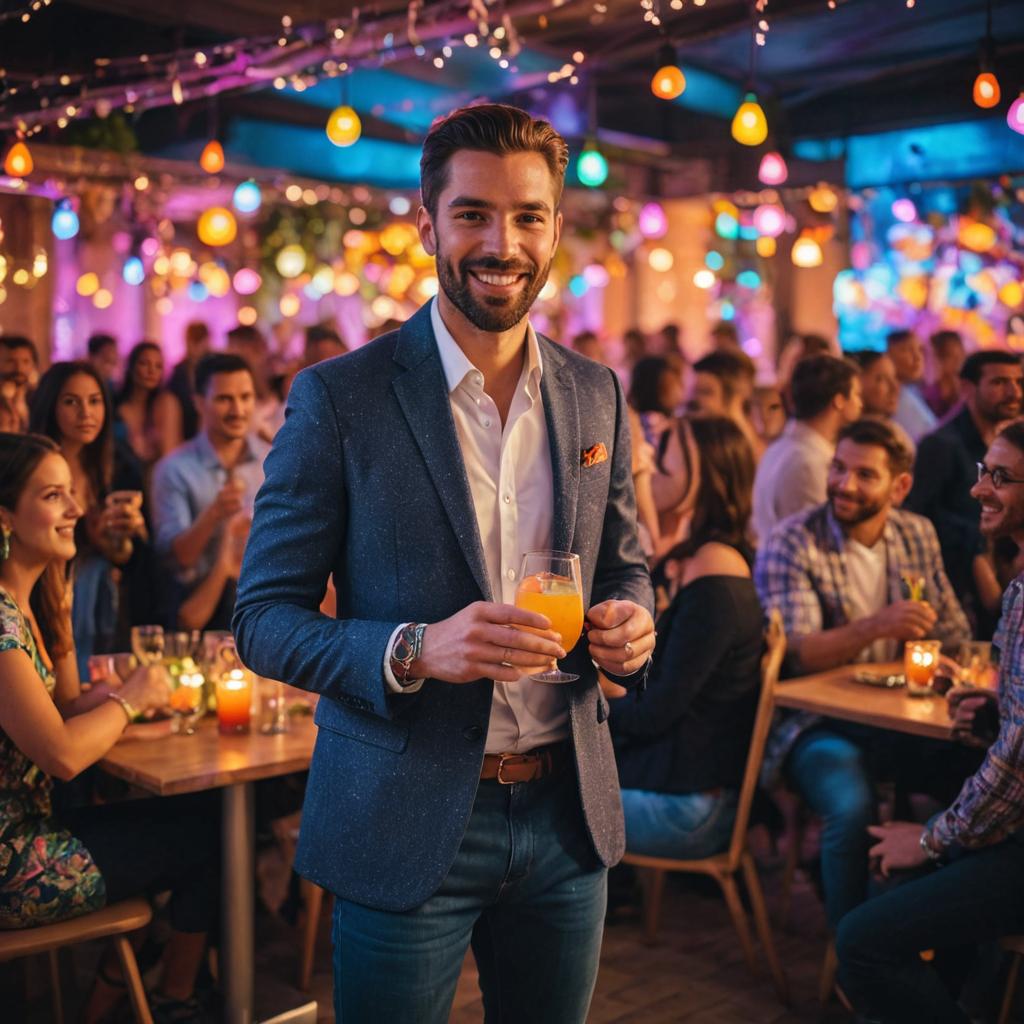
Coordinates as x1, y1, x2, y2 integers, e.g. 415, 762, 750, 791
480, 742, 570, 784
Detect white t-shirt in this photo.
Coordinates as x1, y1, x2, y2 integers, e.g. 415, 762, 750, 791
845, 538, 895, 663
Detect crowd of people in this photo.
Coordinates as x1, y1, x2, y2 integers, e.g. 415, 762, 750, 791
0, 102, 1021, 1023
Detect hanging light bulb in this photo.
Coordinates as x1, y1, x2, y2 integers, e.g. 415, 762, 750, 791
973, 72, 1001, 109
753, 204, 786, 238
731, 93, 768, 146
123, 256, 145, 286
197, 207, 237, 247
1009, 92, 1024, 136
650, 44, 685, 100
808, 184, 840, 213
4, 140, 33, 178
326, 105, 362, 147
758, 151, 788, 185
576, 146, 608, 188
51, 200, 80, 241
791, 233, 824, 268
199, 140, 225, 174
232, 180, 262, 214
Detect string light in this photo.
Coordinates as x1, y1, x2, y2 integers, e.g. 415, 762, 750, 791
199, 140, 225, 173
651, 43, 685, 100
196, 206, 237, 246
758, 151, 788, 185
576, 147, 608, 188
232, 180, 262, 213
326, 105, 361, 146
1008, 92, 1024, 136
3, 140, 32, 178
731, 94, 768, 146
51, 200, 79, 240
973, 72, 1000, 108
791, 233, 824, 268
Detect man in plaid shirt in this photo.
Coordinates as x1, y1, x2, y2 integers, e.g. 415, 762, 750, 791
837, 420, 1024, 1021
755, 418, 970, 929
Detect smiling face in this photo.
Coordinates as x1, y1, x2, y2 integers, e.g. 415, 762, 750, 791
55, 372, 105, 448
1, 452, 82, 565
827, 438, 910, 527
969, 362, 1024, 426
972, 436, 1024, 540
196, 370, 255, 444
417, 149, 562, 334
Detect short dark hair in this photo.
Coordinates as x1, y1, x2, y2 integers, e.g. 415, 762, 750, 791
850, 349, 888, 372
420, 103, 569, 217
305, 324, 344, 349
930, 330, 963, 358
886, 329, 915, 350
790, 355, 858, 420
693, 350, 755, 403
226, 324, 266, 351
960, 350, 1021, 384
86, 333, 117, 357
800, 333, 833, 357
0, 335, 38, 363
194, 353, 253, 397
998, 420, 1024, 456
837, 417, 913, 475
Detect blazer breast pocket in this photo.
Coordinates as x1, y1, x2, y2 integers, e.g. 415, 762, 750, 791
315, 694, 409, 753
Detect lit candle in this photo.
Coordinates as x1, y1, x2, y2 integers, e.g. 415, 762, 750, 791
904, 640, 941, 696
216, 668, 252, 733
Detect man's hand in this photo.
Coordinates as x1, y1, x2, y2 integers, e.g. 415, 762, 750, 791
210, 478, 246, 523
867, 822, 929, 877
871, 600, 937, 641
586, 600, 655, 677
947, 685, 999, 747
414, 602, 566, 684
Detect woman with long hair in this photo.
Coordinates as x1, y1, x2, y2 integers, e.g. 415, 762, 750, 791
610, 415, 764, 858
114, 341, 181, 470
29, 362, 150, 674
0, 432, 216, 1023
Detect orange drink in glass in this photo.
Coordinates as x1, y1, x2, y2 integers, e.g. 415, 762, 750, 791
904, 639, 941, 696
515, 551, 584, 683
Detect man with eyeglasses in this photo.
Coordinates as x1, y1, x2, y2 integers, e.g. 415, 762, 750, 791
907, 350, 1024, 638
838, 419, 1024, 1021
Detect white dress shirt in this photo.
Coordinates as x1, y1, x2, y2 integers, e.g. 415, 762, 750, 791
384, 299, 568, 754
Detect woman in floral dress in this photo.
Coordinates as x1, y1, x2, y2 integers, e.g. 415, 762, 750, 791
0, 432, 216, 1024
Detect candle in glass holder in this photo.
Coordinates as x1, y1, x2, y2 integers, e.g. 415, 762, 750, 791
905, 640, 941, 696
216, 668, 252, 733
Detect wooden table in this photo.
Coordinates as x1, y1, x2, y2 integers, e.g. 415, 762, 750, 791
775, 661, 955, 741
101, 709, 317, 1024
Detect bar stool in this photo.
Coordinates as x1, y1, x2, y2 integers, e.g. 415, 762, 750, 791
0, 898, 153, 1024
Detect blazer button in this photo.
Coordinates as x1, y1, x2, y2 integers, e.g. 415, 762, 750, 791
462, 725, 483, 741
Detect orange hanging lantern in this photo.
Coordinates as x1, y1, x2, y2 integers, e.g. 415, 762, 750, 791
199, 140, 225, 174
4, 140, 33, 178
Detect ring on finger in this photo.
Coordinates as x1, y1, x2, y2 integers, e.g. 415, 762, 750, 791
500, 647, 514, 669
623, 640, 634, 659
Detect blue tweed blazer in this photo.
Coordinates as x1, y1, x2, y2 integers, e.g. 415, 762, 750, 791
233, 302, 653, 911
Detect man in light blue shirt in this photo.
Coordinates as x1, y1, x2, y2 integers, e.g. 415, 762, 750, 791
152, 352, 269, 630
888, 329, 937, 442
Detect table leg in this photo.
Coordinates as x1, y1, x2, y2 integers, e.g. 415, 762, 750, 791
222, 781, 255, 1024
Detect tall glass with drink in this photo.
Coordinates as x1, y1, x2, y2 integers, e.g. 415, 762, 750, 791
514, 550, 584, 683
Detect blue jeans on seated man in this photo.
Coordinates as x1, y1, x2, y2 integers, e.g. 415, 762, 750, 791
785, 727, 877, 930
331, 766, 607, 1024
620, 787, 738, 859
836, 834, 1024, 1023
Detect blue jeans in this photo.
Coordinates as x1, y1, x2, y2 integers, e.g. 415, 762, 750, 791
786, 729, 876, 929
331, 767, 607, 1023
620, 788, 738, 859
837, 836, 1024, 1022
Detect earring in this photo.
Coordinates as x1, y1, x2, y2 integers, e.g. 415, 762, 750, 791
0, 527, 9, 562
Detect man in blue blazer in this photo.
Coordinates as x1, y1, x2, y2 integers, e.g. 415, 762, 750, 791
234, 103, 654, 1023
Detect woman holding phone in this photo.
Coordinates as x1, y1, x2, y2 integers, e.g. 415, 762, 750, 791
0, 432, 216, 1023
29, 362, 153, 674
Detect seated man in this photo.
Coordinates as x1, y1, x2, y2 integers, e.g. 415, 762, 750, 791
837, 420, 1024, 1022
755, 418, 970, 930
152, 353, 268, 631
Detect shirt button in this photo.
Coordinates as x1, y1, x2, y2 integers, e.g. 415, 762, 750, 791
503, 494, 512, 504
506, 568, 516, 581
483, 418, 492, 428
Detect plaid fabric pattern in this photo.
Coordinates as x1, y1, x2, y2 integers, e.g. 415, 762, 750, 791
931, 574, 1024, 850
755, 502, 970, 783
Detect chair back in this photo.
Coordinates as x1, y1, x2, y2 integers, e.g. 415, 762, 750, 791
724, 608, 786, 870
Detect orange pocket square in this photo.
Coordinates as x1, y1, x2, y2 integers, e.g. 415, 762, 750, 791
580, 442, 608, 468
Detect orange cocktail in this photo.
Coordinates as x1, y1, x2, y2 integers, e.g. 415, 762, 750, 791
515, 573, 585, 652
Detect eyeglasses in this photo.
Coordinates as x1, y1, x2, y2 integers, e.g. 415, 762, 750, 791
976, 462, 1024, 489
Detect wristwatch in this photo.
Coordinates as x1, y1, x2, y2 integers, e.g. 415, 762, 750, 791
389, 623, 426, 687
919, 828, 943, 864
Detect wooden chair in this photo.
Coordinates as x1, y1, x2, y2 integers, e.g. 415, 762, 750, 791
298, 878, 329, 991
999, 935, 1024, 1024
622, 609, 790, 1005
0, 898, 154, 1024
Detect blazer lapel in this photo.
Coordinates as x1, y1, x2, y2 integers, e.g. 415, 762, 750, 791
539, 337, 580, 554
391, 307, 493, 602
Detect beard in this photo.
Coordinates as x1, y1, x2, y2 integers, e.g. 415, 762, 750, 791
828, 487, 886, 526
435, 247, 551, 333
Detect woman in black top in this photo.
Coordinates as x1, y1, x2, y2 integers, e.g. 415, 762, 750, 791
611, 415, 762, 858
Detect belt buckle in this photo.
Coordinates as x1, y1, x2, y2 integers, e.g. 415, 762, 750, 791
496, 752, 523, 785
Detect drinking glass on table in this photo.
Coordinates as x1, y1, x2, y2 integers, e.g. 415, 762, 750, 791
170, 670, 206, 735
131, 624, 165, 665
905, 639, 942, 696
958, 641, 996, 688
514, 550, 584, 683
165, 630, 202, 663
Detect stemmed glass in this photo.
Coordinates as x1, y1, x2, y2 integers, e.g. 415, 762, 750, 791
130, 625, 165, 665
514, 551, 584, 683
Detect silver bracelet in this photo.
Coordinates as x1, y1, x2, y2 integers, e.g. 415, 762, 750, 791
105, 691, 136, 724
